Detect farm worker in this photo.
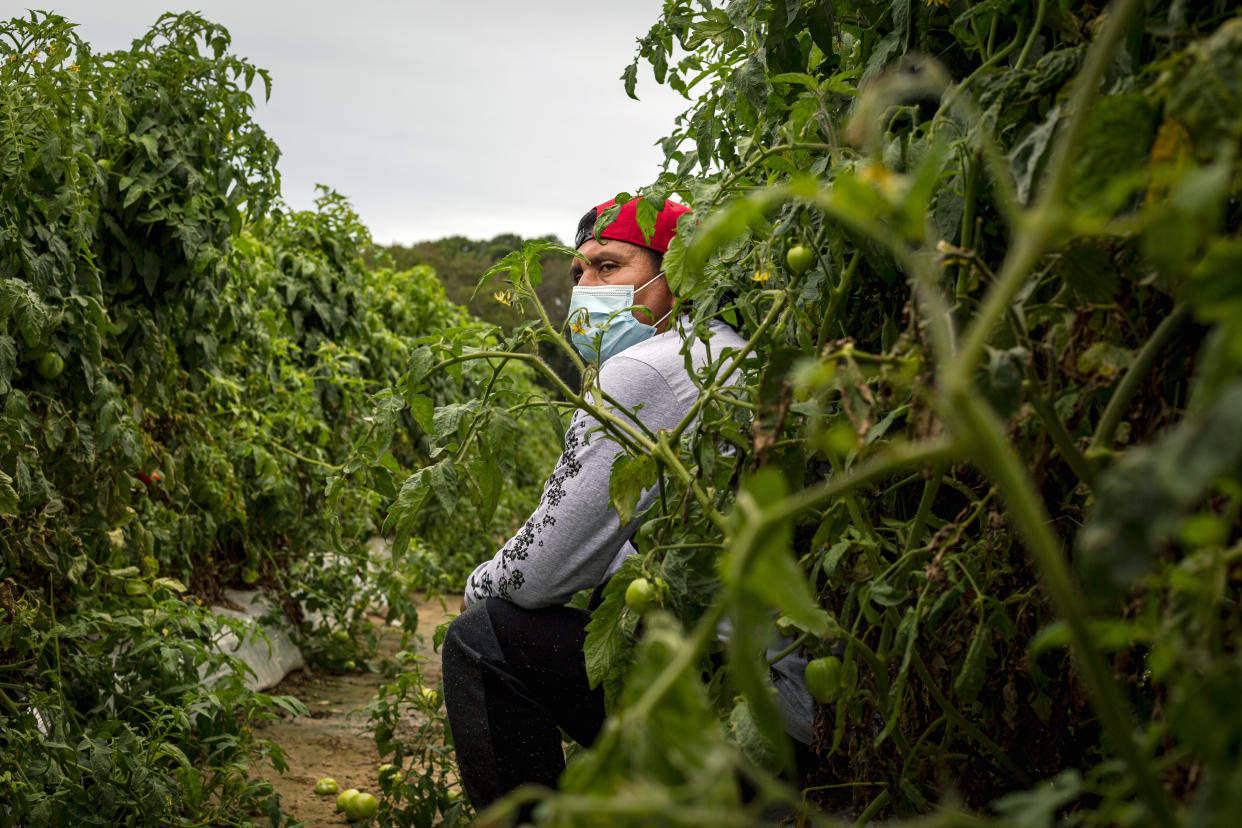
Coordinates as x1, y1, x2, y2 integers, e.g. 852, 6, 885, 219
441, 197, 816, 813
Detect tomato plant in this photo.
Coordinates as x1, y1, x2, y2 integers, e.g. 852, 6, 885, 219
0, 10, 558, 825
364, 654, 469, 828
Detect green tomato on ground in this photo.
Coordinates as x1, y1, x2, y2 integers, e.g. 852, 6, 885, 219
314, 777, 338, 795
336, 788, 359, 812
786, 244, 815, 275
345, 791, 379, 821
804, 656, 843, 703
332, 789, 357, 814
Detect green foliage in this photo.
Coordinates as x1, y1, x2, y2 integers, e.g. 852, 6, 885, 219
350, 1, 1242, 825
0, 11, 557, 825
365, 647, 470, 828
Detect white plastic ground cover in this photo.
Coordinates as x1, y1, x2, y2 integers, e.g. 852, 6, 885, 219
208, 589, 305, 692
206, 538, 396, 690
28, 590, 304, 737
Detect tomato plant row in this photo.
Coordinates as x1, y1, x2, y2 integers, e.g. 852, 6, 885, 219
0, 11, 556, 825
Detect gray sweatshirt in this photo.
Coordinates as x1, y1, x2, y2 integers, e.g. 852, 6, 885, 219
464, 318, 817, 745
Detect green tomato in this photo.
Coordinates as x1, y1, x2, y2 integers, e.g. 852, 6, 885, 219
241, 566, 259, 585
419, 687, 439, 707
346, 791, 379, 821
804, 656, 843, 703
337, 788, 359, 812
343, 659, 357, 672
786, 245, 815, 275
378, 763, 399, 790
332, 629, 350, 644
314, 777, 338, 795
36, 351, 64, 380
625, 577, 658, 615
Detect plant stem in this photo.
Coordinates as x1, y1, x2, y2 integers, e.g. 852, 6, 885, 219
767, 437, 959, 525
767, 632, 809, 666
267, 438, 343, 470
431, 350, 652, 455
1015, 0, 1048, 71
1090, 303, 1189, 451
852, 789, 890, 826
956, 151, 980, 301
816, 250, 860, 351
1027, 391, 1095, 487
901, 465, 943, 554
668, 287, 791, 445
524, 257, 587, 376
716, 142, 836, 202
630, 600, 727, 722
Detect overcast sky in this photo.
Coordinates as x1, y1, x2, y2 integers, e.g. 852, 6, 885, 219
35, 2, 690, 245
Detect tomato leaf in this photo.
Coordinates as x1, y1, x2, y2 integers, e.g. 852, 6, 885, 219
583, 558, 639, 702
609, 453, 658, 525
621, 59, 639, 100
469, 447, 501, 526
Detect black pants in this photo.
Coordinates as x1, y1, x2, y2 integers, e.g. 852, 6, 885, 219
441, 598, 605, 811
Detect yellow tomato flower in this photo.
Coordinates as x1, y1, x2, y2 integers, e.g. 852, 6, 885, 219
858, 161, 905, 200
493, 290, 513, 306
752, 270, 772, 283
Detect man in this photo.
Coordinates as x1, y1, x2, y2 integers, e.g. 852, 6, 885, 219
441, 197, 815, 813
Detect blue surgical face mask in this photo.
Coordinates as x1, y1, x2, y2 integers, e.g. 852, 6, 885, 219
567, 271, 671, 364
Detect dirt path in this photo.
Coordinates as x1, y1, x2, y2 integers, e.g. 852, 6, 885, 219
254, 593, 459, 826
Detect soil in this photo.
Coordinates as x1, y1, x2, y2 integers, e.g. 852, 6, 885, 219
253, 593, 460, 827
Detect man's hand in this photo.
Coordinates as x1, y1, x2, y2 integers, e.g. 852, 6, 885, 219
459, 597, 467, 614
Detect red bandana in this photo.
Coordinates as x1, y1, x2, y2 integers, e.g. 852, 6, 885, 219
577, 197, 692, 253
